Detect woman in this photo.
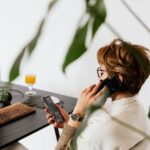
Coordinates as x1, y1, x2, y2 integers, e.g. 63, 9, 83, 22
45, 39, 150, 150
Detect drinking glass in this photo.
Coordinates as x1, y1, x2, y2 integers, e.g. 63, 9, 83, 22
25, 74, 36, 96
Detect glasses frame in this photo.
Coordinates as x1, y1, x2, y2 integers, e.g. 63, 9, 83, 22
97, 67, 106, 78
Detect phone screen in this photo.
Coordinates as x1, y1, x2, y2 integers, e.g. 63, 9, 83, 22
43, 96, 64, 123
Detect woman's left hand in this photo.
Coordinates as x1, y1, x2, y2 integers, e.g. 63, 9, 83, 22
73, 82, 106, 116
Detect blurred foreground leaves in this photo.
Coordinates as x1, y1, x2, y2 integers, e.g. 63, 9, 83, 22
9, 0, 58, 81
9, 0, 106, 81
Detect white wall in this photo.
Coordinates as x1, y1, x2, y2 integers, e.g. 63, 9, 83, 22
0, 0, 150, 149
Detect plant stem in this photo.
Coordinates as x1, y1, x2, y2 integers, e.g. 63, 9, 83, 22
121, 0, 150, 33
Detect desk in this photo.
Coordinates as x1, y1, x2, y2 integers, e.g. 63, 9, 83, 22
0, 81, 77, 149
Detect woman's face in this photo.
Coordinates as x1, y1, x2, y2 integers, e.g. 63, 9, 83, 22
97, 64, 108, 81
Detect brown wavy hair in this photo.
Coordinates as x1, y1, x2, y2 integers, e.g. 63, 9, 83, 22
97, 39, 150, 94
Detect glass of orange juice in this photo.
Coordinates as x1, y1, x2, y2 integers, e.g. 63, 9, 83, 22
25, 74, 36, 96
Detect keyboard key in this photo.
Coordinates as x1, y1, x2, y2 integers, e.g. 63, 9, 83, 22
0, 103, 36, 126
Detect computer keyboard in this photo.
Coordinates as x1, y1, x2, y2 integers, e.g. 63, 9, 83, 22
0, 103, 36, 126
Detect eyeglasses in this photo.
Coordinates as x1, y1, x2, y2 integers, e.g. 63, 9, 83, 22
97, 67, 106, 78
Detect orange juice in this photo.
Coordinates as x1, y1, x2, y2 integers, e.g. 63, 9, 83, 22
25, 74, 36, 84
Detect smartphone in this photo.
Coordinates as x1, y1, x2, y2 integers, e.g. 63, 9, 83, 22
96, 75, 122, 95
42, 96, 64, 123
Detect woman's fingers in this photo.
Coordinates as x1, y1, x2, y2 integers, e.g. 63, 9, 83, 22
88, 86, 107, 105
53, 122, 64, 128
44, 105, 66, 128
82, 84, 96, 93
44, 108, 49, 113
94, 86, 107, 98
90, 82, 102, 95
45, 111, 56, 124
55, 104, 63, 111
47, 117, 55, 124
89, 84, 106, 104
53, 122, 58, 127
55, 104, 69, 121
45, 108, 52, 114
46, 112, 53, 119
85, 85, 96, 93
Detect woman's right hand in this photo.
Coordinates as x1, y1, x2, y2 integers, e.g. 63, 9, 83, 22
73, 82, 106, 117
45, 105, 69, 128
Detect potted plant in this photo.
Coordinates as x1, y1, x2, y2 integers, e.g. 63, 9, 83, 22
0, 88, 12, 108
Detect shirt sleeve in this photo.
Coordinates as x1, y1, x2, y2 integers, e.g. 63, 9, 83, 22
55, 124, 77, 150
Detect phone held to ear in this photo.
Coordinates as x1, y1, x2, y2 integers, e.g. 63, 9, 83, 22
96, 75, 122, 95
42, 96, 64, 123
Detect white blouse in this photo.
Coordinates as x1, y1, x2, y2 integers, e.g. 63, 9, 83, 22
76, 96, 150, 150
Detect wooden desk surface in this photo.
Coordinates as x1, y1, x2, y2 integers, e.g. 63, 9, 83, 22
0, 81, 77, 148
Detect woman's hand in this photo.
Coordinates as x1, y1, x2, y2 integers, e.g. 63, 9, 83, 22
45, 105, 69, 128
73, 82, 106, 116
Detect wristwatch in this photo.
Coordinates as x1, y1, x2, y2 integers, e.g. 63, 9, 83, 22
70, 113, 84, 122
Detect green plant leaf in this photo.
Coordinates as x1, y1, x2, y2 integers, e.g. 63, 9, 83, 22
8, 0, 58, 82
87, 0, 106, 36
9, 47, 26, 82
62, 22, 89, 73
148, 107, 150, 119
28, 19, 45, 54
28, 0, 59, 54
62, 0, 106, 73
47, 0, 58, 12
8, 19, 45, 82
9, 19, 45, 82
